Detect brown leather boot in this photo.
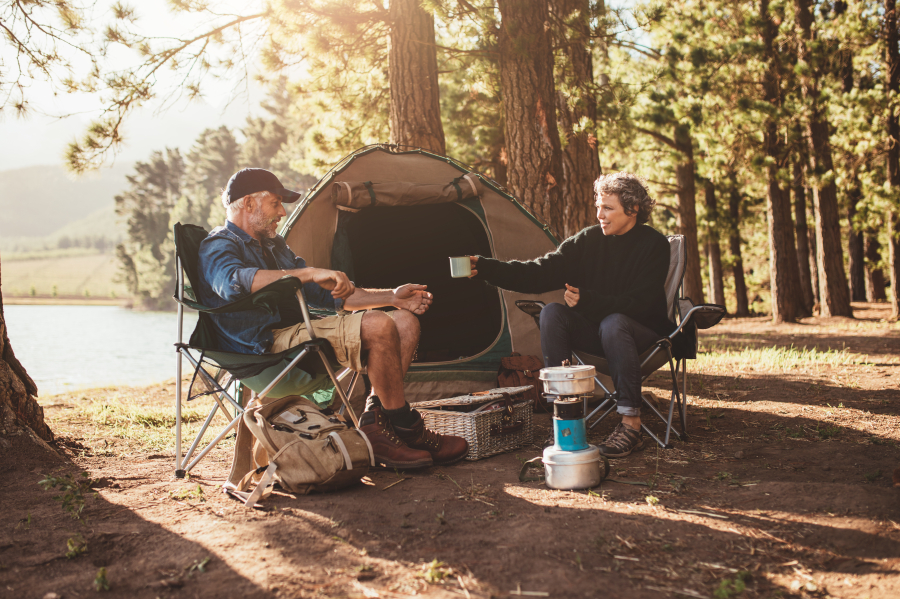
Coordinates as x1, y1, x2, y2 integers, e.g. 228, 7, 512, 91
393, 413, 469, 466
358, 407, 433, 469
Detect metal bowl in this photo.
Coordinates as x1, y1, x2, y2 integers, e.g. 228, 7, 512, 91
539, 365, 596, 395
542, 444, 609, 490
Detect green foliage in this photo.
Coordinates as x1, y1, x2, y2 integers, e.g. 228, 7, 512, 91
66, 534, 87, 559
38, 472, 96, 521
818, 425, 841, 440
171, 483, 206, 502
94, 567, 110, 591
714, 571, 749, 598
114, 148, 184, 309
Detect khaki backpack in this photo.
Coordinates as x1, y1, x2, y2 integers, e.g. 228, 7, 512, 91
224, 395, 374, 507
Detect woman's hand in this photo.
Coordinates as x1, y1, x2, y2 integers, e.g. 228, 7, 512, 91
564, 283, 580, 308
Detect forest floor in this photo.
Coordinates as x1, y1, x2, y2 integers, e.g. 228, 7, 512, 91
2, 302, 899, 599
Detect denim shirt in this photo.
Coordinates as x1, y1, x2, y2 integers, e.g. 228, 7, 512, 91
197, 220, 344, 354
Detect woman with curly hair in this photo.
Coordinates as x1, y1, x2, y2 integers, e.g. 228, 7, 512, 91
469, 172, 673, 459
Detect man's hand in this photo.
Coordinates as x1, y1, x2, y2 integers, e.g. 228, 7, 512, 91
468, 255, 478, 278
393, 284, 433, 315
309, 268, 355, 300
564, 283, 580, 308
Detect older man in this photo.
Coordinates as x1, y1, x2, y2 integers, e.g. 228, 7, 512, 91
469, 172, 674, 458
198, 168, 467, 469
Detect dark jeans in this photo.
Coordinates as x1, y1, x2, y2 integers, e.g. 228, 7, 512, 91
539, 303, 660, 416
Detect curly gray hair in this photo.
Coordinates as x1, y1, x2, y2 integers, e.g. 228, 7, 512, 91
593, 172, 656, 225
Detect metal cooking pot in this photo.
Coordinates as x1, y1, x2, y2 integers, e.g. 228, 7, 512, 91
542, 445, 610, 490
539, 365, 596, 396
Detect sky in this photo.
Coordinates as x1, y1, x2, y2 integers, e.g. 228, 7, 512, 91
0, 0, 267, 172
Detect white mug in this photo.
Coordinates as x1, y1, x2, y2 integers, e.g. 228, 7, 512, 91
449, 256, 471, 278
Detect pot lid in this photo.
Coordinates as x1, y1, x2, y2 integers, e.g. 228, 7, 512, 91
539, 365, 596, 380
542, 444, 601, 465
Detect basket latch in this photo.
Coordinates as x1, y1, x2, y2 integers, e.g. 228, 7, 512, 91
489, 393, 524, 437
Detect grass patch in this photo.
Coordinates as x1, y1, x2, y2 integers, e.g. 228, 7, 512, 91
74, 396, 215, 452
694, 345, 869, 375
817, 426, 841, 440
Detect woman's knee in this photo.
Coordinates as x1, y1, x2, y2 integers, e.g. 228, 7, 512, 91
599, 313, 631, 338
539, 302, 569, 329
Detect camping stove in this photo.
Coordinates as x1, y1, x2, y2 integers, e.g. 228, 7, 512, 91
539, 365, 605, 490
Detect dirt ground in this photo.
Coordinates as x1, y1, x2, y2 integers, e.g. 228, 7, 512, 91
2, 302, 899, 599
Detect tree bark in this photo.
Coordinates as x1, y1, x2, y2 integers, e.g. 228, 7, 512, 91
704, 180, 725, 306
886, 0, 900, 319
551, 0, 602, 238
808, 199, 821, 306
673, 126, 704, 304
728, 178, 750, 316
792, 159, 816, 312
761, 0, 800, 323
847, 181, 866, 302
389, 0, 446, 154
865, 234, 887, 301
796, 0, 852, 317
498, 0, 566, 237
1, 259, 54, 443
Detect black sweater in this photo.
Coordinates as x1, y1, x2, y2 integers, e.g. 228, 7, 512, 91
476, 224, 675, 337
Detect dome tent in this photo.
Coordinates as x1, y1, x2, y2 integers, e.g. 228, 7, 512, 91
281, 145, 565, 404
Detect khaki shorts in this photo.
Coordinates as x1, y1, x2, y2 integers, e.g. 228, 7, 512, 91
270, 312, 367, 372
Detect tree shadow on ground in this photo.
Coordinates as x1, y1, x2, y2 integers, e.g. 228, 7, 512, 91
0, 438, 270, 598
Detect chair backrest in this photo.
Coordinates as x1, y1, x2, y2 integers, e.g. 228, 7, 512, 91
173, 223, 211, 303
664, 235, 686, 322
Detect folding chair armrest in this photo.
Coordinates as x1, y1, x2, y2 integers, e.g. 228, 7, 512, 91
179, 277, 315, 315
668, 303, 726, 338
515, 299, 546, 317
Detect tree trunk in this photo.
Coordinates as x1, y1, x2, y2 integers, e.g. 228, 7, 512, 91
674, 126, 704, 304
808, 199, 821, 306
840, 47, 866, 303
389, 0, 446, 154
886, 0, 900, 319
704, 180, 725, 306
728, 179, 750, 316
761, 0, 800, 323
792, 158, 816, 313
550, 0, 602, 238
847, 181, 866, 302
865, 234, 887, 301
1, 259, 54, 444
498, 0, 566, 237
796, 0, 852, 317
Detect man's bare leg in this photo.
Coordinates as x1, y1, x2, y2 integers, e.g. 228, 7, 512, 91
391, 309, 421, 375
357, 310, 468, 468
360, 311, 406, 410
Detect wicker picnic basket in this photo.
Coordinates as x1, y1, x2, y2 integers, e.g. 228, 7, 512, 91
411, 387, 534, 461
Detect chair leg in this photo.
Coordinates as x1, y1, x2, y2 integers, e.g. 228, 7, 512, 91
181, 402, 220, 468
586, 393, 617, 429
318, 353, 359, 427
175, 347, 184, 477
184, 412, 243, 474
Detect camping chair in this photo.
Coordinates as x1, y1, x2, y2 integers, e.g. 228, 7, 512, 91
514, 234, 725, 449
172, 223, 363, 478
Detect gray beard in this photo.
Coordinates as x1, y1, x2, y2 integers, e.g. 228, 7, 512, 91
249, 208, 277, 239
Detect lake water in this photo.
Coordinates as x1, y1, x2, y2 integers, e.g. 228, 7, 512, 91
4, 305, 198, 396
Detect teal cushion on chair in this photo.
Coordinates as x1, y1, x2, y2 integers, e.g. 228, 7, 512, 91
239, 358, 336, 407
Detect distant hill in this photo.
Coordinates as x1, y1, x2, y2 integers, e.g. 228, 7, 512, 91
0, 164, 131, 239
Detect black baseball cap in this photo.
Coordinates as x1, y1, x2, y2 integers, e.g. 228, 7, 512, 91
223, 168, 301, 205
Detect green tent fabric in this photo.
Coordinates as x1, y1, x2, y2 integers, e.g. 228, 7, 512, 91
281, 145, 566, 404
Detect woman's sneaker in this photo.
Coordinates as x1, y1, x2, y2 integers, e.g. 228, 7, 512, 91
598, 423, 644, 458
